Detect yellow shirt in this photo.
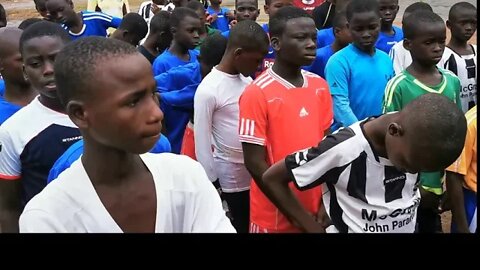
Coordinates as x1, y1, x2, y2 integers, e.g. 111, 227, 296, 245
87, 0, 130, 17
447, 106, 477, 193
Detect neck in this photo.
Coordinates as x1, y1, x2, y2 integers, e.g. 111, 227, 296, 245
408, 60, 438, 75
82, 136, 146, 186
272, 58, 303, 86
169, 42, 188, 57
69, 13, 83, 28
3, 82, 36, 106
38, 94, 66, 113
362, 113, 398, 159
380, 22, 393, 33
216, 54, 238, 75
354, 43, 375, 56
143, 35, 160, 56
331, 39, 347, 52
447, 38, 469, 51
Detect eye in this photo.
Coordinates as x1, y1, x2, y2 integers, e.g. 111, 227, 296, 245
128, 97, 141, 107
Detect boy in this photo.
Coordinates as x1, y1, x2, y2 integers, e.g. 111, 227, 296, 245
46, 0, 122, 40
0, 28, 36, 125
261, 93, 467, 233
111, 13, 149, 47
156, 33, 228, 154
87, 0, 130, 17
152, 7, 201, 76
375, 0, 402, 54
444, 2, 477, 112
19, 37, 235, 233
0, 3, 6, 28
186, 0, 220, 50
0, 21, 81, 232
138, 11, 173, 64
194, 21, 269, 233
325, 0, 393, 131
239, 6, 333, 233
207, 0, 234, 32
383, 10, 462, 233
305, 11, 351, 78
33, 0, 50, 20
221, 0, 260, 38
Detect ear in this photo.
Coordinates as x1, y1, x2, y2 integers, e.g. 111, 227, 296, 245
446, 19, 452, 30
270, 36, 280, 51
403, 38, 411, 51
66, 100, 88, 129
387, 122, 404, 137
233, 47, 243, 59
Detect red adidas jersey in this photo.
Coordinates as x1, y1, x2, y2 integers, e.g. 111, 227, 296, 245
238, 68, 333, 232
293, 0, 325, 13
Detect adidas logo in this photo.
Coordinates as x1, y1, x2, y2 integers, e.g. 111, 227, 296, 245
299, 107, 309, 117
331, 82, 338, 88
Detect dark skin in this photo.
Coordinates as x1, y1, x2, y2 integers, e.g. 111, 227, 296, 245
264, 0, 293, 18
446, 7, 477, 55
217, 44, 268, 77
46, 0, 84, 34
446, 172, 471, 233
347, 10, 381, 55
405, 22, 446, 87
378, 0, 399, 36
169, 16, 201, 61
331, 19, 352, 52
67, 53, 163, 233
34, 0, 50, 20
235, 0, 260, 23
142, 30, 172, 58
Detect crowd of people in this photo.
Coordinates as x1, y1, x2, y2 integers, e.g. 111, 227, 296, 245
0, 0, 476, 233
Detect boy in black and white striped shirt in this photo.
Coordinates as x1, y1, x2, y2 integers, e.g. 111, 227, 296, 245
261, 93, 467, 233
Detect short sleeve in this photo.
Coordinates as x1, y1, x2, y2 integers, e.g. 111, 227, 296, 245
446, 119, 476, 175
109, 16, 122, 28
318, 80, 334, 131
238, 84, 267, 146
0, 127, 21, 180
19, 209, 66, 233
383, 75, 403, 113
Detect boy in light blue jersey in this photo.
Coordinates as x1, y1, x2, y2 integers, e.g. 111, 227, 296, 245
46, 0, 122, 40
375, 0, 403, 53
325, 0, 393, 131
207, 0, 234, 32
47, 135, 171, 183
304, 11, 351, 78
155, 33, 228, 154
152, 7, 201, 76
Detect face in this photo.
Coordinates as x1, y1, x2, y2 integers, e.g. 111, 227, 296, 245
46, 0, 77, 25
236, 0, 260, 22
348, 11, 381, 52
77, 54, 163, 154
35, 0, 50, 20
264, 0, 293, 17
378, 0, 399, 26
156, 31, 173, 52
211, 0, 222, 5
272, 17, 317, 67
0, 35, 28, 86
404, 22, 446, 66
173, 15, 201, 49
193, 8, 207, 27
447, 8, 477, 43
234, 48, 268, 77
334, 19, 352, 46
22, 36, 66, 99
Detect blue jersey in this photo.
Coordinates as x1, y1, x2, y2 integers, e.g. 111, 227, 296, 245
155, 61, 202, 154
62, 11, 122, 40
256, 24, 275, 77
47, 135, 171, 183
0, 79, 5, 96
317, 27, 335, 49
152, 49, 199, 76
303, 45, 335, 78
325, 44, 394, 130
376, 26, 403, 54
207, 6, 230, 32
0, 96, 22, 125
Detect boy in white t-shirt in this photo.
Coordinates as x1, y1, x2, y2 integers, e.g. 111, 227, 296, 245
19, 37, 235, 233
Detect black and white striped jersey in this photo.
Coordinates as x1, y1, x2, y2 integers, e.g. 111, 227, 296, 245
285, 119, 421, 233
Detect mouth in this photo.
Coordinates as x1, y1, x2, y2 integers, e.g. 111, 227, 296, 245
304, 54, 317, 60
44, 81, 57, 90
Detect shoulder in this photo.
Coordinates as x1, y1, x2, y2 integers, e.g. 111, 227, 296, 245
82, 11, 114, 21
439, 67, 460, 80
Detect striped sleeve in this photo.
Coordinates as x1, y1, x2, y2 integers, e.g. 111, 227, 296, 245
383, 73, 406, 113
285, 127, 359, 190
238, 83, 267, 146
0, 127, 21, 180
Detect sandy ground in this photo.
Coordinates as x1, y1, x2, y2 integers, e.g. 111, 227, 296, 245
2, 0, 476, 233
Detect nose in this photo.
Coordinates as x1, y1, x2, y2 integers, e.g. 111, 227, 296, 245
43, 60, 54, 76
306, 37, 316, 50
192, 30, 200, 39
147, 96, 164, 124
432, 42, 443, 53
464, 22, 474, 31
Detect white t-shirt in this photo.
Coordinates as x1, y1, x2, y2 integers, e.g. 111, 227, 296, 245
19, 153, 236, 233
389, 40, 451, 75
194, 67, 252, 192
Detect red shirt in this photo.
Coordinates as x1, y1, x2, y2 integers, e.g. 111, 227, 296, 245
239, 68, 333, 232
293, 0, 325, 13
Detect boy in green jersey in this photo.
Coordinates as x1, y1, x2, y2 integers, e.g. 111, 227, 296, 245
382, 10, 462, 233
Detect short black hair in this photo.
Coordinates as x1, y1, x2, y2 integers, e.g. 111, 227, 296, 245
236, 0, 258, 6
269, 6, 311, 37
449, 2, 477, 20
18, 18, 43, 30
19, 20, 71, 54
118, 13, 148, 39
229, 19, 269, 52
170, 7, 200, 28
401, 93, 467, 170
54, 37, 138, 107
150, 10, 171, 34
186, 0, 205, 12
403, 10, 444, 40
332, 11, 347, 28
200, 33, 227, 66
404, 1, 433, 15
0, 4, 6, 23
346, 0, 380, 23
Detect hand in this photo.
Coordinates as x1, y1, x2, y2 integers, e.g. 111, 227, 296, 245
315, 203, 332, 229
229, 19, 238, 28
212, 179, 222, 196
151, 3, 161, 15
206, 13, 218, 24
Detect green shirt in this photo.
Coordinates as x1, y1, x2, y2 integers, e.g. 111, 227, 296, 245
195, 26, 219, 50
383, 68, 462, 195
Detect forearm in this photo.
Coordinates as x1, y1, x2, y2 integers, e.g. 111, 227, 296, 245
446, 172, 470, 233
0, 209, 20, 233
332, 94, 357, 128
0, 180, 21, 233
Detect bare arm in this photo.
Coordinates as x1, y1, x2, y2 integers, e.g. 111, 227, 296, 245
241, 143, 269, 188
0, 180, 21, 232
446, 172, 470, 233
